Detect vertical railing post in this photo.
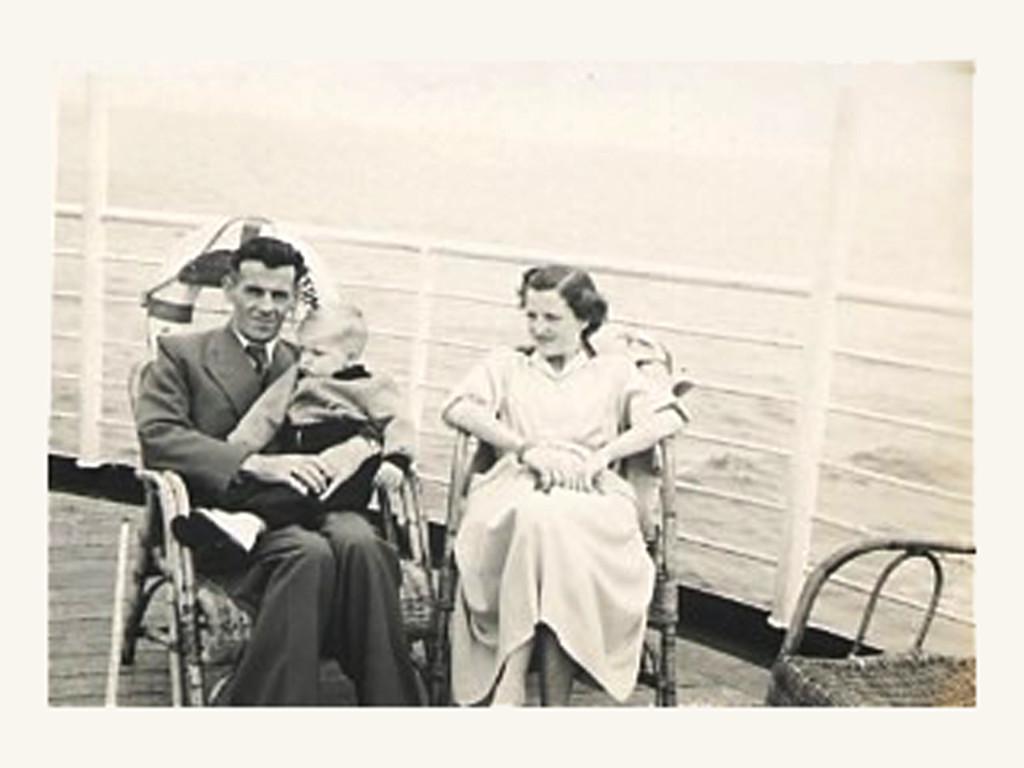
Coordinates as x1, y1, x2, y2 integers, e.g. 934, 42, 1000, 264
770, 72, 861, 628
78, 72, 109, 465
408, 246, 439, 454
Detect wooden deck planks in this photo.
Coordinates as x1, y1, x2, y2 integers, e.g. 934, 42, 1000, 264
48, 490, 769, 707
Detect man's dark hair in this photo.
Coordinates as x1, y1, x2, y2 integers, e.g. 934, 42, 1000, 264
231, 236, 308, 282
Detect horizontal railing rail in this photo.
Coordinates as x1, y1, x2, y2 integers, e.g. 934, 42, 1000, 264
833, 346, 972, 378
838, 282, 973, 318
828, 403, 972, 441
676, 533, 973, 628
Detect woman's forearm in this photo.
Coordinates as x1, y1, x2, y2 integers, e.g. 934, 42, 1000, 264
601, 409, 683, 465
443, 399, 526, 453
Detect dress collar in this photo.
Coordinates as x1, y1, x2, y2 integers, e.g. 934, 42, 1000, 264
527, 348, 590, 379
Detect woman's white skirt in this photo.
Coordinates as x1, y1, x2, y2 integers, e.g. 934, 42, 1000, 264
450, 458, 656, 704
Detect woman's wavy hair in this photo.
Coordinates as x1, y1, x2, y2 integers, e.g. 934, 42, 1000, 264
517, 264, 608, 353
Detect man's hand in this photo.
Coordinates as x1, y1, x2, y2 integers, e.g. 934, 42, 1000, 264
240, 453, 333, 496
373, 461, 405, 493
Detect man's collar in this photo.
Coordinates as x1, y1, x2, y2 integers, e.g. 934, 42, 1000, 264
229, 323, 279, 360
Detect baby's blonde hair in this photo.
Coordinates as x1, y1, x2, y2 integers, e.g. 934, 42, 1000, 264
297, 303, 368, 359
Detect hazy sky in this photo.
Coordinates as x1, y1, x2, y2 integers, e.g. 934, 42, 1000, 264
57, 62, 971, 165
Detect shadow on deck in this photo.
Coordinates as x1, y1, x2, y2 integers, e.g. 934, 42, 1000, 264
48, 489, 771, 707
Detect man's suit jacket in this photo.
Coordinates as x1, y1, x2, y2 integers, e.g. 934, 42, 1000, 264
135, 324, 299, 507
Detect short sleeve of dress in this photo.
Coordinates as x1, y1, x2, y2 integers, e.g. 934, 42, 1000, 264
619, 356, 685, 427
441, 348, 515, 418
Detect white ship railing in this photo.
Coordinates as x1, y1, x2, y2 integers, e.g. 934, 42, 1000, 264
51, 201, 974, 628
51, 76, 973, 642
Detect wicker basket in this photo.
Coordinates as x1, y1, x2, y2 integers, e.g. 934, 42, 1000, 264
768, 652, 975, 706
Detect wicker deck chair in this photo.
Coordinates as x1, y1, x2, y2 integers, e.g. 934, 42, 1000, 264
111, 215, 437, 705
432, 330, 689, 706
766, 538, 976, 707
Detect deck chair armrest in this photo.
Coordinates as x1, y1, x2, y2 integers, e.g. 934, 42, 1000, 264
376, 468, 439, 643
621, 435, 679, 545
445, 429, 496, 533
376, 469, 420, 546
652, 437, 678, 567
135, 468, 192, 522
438, 428, 489, 603
135, 467, 194, 562
377, 469, 437, 587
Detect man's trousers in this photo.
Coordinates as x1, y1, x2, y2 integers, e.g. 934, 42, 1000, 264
213, 511, 422, 705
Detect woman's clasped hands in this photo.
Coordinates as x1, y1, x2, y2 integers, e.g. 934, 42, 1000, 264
519, 441, 611, 493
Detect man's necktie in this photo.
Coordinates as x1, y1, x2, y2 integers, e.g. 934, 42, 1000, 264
245, 342, 269, 375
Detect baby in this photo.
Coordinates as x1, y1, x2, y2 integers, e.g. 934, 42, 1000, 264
172, 304, 415, 556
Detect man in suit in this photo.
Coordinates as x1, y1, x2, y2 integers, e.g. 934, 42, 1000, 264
135, 235, 422, 706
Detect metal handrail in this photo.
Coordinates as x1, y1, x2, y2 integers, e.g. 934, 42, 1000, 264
833, 346, 971, 378
838, 282, 972, 319
53, 246, 165, 267
674, 533, 974, 628
820, 459, 972, 505
51, 201, 975, 636
828, 403, 972, 441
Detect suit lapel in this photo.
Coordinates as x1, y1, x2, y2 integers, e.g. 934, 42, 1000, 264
204, 326, 264, 417
203, 326, 301, 419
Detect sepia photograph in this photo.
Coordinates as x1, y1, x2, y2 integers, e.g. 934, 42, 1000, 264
45, 58, 978, 715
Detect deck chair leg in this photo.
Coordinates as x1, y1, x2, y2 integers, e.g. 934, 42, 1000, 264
430, 634, 450, 706
165, 580, 184, 706
652, 573, 678, 707
432, 549, 457, 705
150, 471, 207, 706
167, 535, 206, 706
121, 488, 166, 665
657, 624, 677, 707
423, 636, 442, 706
120, 523, 160, 665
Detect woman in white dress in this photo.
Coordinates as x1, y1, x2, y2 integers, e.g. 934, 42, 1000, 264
442, 265, 685, 705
